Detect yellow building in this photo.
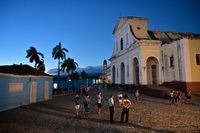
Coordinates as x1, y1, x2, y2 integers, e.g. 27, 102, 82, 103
109, 16, 200, 92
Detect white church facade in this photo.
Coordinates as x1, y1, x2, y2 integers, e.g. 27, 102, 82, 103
109, 16, 200, 92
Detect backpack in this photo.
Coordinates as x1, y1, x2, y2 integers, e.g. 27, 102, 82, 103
84, 101, 88, 107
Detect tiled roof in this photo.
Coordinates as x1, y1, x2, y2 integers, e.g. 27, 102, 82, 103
148, 30, 200, 44
0, 64, 53, 77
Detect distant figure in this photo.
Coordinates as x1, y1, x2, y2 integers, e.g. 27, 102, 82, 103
170, 90, 174, 105
104, 84, 107, 89
121, 95, 131, 123
83, 94, 91, 118
75, 95, 80, 116
185, 90, 192, 103
97, 92, 103, 114
135, 90, 140, 103
176, 92, 181, 105
175, 91, 179, 104
108, 95, 114, 122
118, 92, 123, 108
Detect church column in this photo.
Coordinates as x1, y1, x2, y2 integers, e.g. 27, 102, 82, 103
139, 52, 147, 85
129, 57, 133, 84
117, 62, 120, 84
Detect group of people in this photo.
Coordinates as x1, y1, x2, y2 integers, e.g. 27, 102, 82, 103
108, 94, 131, 123
74, 91, 137, 123
75, 89, 195, 123
169, 90, 192, 105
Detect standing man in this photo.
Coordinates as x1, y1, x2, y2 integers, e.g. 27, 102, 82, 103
83, 94, 91, 119
108, 95, 114, 122
121, 95, 131, 123
97, 92, 103, 114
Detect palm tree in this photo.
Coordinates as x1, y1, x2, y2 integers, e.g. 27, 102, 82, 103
61, 58, 78, 90
52, 42, 68, 90
70, 58, 78, 89
26, 46, 44, 68
61, 58, 71, 79
36, 59, 45, 72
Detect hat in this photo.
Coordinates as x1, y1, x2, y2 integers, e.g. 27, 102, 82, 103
76, 95, 79, 97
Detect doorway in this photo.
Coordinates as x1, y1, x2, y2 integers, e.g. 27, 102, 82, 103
112, 66, 116, 84
30, 82, 37, 103
44, 81, 49, 100
120, 62, 125, 84
147, 57, 159, 85
133, 58, 140, 85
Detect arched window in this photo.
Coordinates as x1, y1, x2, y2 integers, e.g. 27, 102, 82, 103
120, 38, 123, 51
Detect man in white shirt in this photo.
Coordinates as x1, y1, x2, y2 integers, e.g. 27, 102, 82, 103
108, 95, 114, 122
97, 92, 103, 114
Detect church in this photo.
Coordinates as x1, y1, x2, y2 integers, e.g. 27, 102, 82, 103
108, 16, 200, 92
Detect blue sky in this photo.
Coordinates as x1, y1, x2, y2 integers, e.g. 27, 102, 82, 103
1, 0, 200, 72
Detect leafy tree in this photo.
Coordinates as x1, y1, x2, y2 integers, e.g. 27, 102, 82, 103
52, 42, 68, 90
81, 70, 88, 79
26, 46, 45, 70
73, 71, 80, 80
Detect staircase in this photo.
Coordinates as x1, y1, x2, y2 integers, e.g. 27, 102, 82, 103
141, 85, 171, 98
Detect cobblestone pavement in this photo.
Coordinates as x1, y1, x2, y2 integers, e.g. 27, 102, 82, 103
0, 88, 200, 133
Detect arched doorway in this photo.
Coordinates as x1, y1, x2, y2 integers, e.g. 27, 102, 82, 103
112, 66, 116, 84
120, 62, 125, 84
146, 57, 159, 85
133, 58, 139, 85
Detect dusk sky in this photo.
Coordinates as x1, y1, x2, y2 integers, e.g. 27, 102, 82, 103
1, 0, 200, 72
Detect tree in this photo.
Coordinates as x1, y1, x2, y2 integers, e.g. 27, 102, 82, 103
73, 71, 80, 80
52, 42, 68, 90
81, 70, 88, 79
61, 58, 78, 89
81, 70, 88, 87
36, 59, 45, 72
26, 46, 45, 70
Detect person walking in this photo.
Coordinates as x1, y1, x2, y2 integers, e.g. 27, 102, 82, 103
185, 90, 192, 103
118, 92, 123, 108
97, 91, 103, 114
121, 95, 131, 123
75, 95, 80, 116
135, 90, 140, 103
83, 94, 91, 119
108, 95, 114, 122
170, 90, 174, 105
176, 92, 181, 105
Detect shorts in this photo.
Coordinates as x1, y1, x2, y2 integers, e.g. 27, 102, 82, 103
97, 103, 101, 108
119, 99, 122, 103
75, 105, 80, 109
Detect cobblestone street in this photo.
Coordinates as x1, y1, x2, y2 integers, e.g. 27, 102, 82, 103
0, 88, 200, 133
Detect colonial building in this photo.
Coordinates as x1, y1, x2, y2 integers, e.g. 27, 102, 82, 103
99, 60, 111, 84
109, 16, 200, 92
0, 65, 53, 112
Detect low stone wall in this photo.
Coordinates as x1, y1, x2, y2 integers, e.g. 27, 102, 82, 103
142, 86, 169, 98
163, 81, 200, 92
107, 84, 169, 98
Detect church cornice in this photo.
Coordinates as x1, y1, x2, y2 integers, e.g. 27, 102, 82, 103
139, 40, 161, 46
